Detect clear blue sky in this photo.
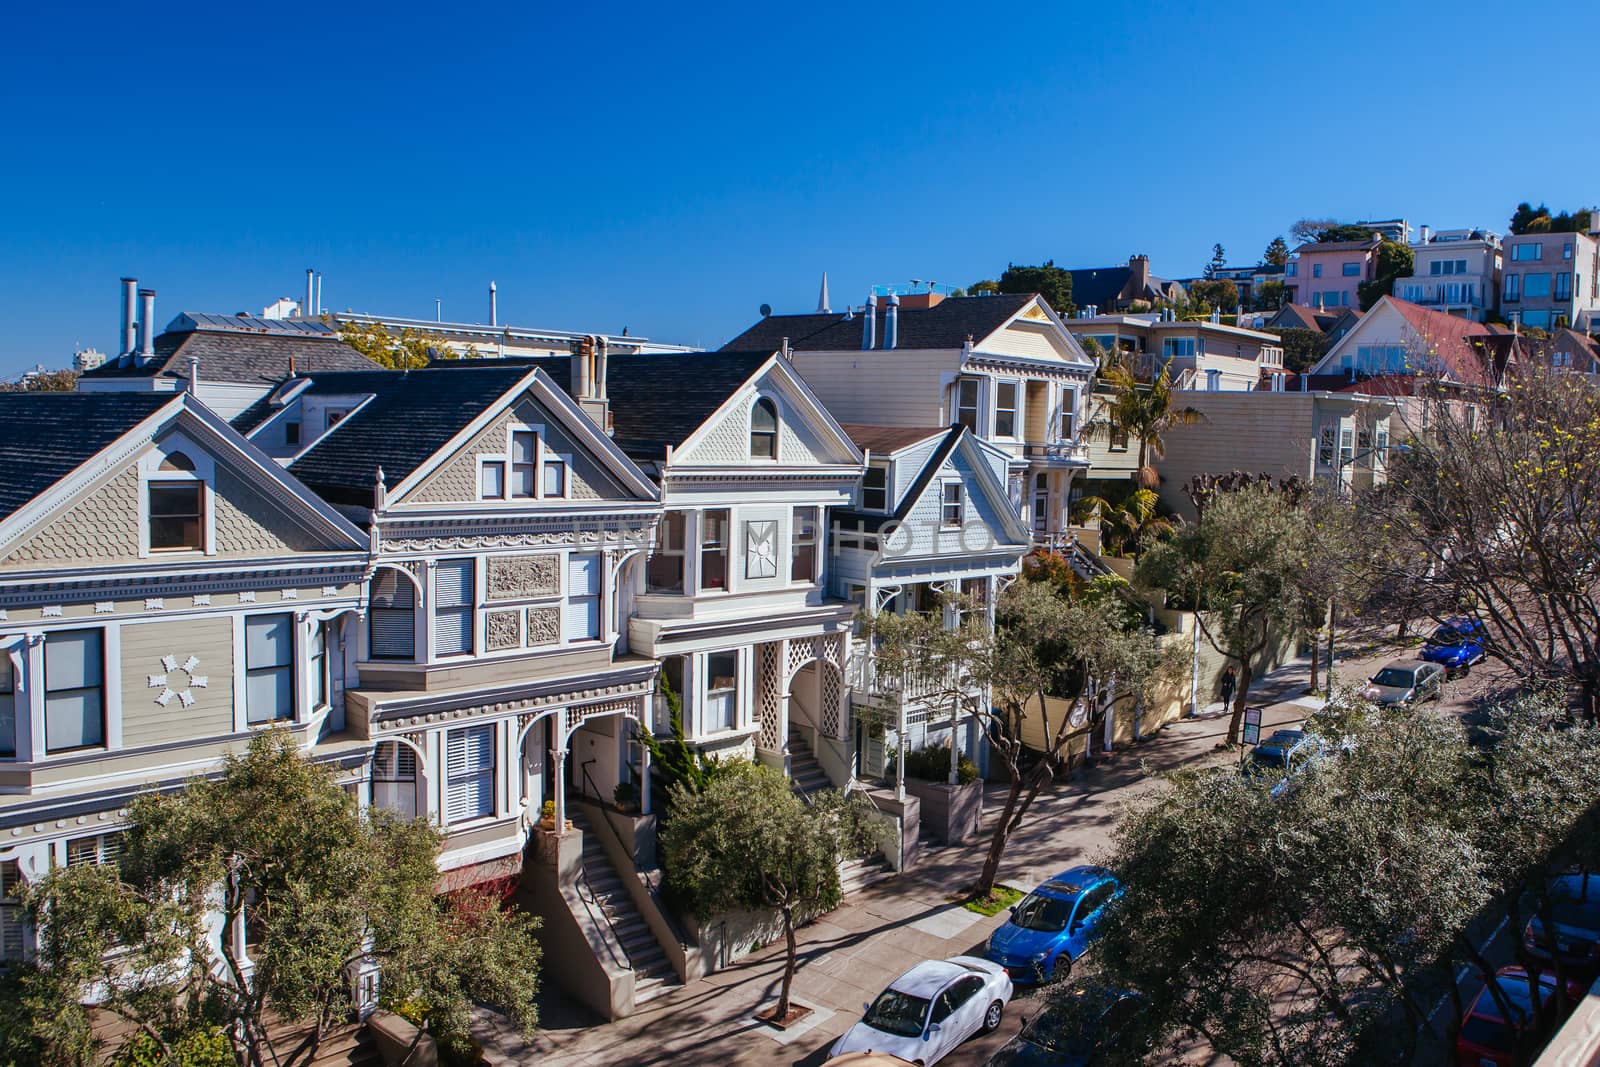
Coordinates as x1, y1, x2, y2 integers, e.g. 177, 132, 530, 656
2, 0, 1591, 375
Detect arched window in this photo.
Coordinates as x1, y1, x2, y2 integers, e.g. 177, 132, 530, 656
149, 451, 204, 551
368, 568, 416, 660
750, 398, 778, 459
159, 451, 196, 472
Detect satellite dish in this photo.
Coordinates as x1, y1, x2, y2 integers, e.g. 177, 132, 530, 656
759, 303, 773, 318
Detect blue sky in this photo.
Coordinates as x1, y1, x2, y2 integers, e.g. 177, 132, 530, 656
1, 0, 1591, 375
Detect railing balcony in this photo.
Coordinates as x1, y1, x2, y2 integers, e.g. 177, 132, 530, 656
1023, 440, 1090, 464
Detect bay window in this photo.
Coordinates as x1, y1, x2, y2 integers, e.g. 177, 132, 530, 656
433, 559, 475, 656
705, 652, 738, 732
954, 379, 980, 433
309, 622, 330, 710
647, 511, 687, 593
791, 507, 819, 583
45, 629, 104, 753
994, 382, 1018, 438
565, 553, 601, 641
700, 510, 729, 591
245, 614, 294, 724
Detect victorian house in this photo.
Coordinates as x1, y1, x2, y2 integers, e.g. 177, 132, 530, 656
0, 391, 370, 969
723, 291, 1096, 545
830, 424, 1031, 783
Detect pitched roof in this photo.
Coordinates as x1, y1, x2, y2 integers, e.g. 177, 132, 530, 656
839, 423, 947, 456
719, 294, 1035, 354
288, 367, 533, 504
834, 426, 964, 532
81, 321, 381, 385
1266, 304, 1329, 332
1386, 298, 1500, 386
230, 370, 408, 434
0, 393, 173, 518
1292, 238, 1382, 254
1064, 267, 1180, 310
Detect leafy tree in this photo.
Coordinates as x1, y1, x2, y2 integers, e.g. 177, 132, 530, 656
966, 279, 1001, 296
1252, 279, 1286, 311
337, 320, 474, 370
1137, 475, 1311, 746
640, 674, 734, 813
1262, 235, 1290, 267
971, 581, 1176, 900
1357, 239, 1414, 310
660, 764, 873, 1021
0, 368, 78, 393
1290, 218, 1341, 244
1205, 244, 1227, 279
9, 731, 540, 1067
1188, 279, 1238, 311
1268, 327, 1330, 374
1074, 487, 1173, 560
997, 261, 1074, 316
1354, 367, 1600, 719
1316, 224, 1380, 243
1510, 202, 1593, 235
1084, 365, 1207, 488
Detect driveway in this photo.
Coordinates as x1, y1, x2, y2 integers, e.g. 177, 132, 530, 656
474, 658, 1326, 1067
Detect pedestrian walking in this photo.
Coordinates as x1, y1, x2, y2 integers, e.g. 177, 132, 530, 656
1219, 666, 1237, 709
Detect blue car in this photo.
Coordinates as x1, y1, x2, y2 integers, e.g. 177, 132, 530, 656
1419, 617, 1488, 675
984, 865, 1121, 983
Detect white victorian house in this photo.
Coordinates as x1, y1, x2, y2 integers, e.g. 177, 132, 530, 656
724, 290, 1097, 544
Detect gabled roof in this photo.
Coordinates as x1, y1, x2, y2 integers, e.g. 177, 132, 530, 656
1066, 267, 1179, 310
287, 367, 534, 504
0, 393, 175, 519
720, 294, 1035, 354
230, 370, 409, 434
80, 321, 381, 385
1310, 297, 1505, 388
1267, 304, 1336, 333
839, 424, 947, 456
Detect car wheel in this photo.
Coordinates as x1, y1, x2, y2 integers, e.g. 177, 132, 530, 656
1051, 954, 1073, 982
982, 999, 1004, 1033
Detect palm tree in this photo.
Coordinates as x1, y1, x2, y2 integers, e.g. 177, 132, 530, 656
1086, 364, 1207, 488
1073, 488, 1173, 559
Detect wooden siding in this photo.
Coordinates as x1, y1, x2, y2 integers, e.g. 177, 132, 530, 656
1153, 393, 1318, 521
788, 349, 958, 427
120, 617, 237, 747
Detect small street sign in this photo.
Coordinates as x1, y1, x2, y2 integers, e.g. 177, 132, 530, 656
1241, 706, 1263, 746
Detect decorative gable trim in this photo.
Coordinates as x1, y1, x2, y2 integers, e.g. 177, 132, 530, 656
667, 356, 864, 472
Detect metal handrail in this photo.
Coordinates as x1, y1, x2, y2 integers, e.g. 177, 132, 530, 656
570, 793, 693, 951
567, 810, 633, 974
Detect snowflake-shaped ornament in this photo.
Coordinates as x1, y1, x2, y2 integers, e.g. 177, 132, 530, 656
150, 652, 209, 708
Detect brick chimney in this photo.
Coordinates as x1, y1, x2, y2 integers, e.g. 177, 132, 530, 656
1123, 255, 1151, 308
568, 335, 611, 432
897, 292, 945, 310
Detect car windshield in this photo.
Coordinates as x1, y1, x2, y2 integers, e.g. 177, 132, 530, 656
1371, 668, 1416, 688
863, 989, 931, 1038
1459, 1014, 1516, 1052
1249, 748, 1289, 771
1429, 625, 1468, 644
1011, 891, 1077, 932
1016, 1012, 1099, 1056
1549, 882, 1600, 927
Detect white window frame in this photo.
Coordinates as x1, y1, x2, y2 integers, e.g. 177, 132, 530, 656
444, 724, 497, 826
750, 396, 780, 460
954, 378, 981, 433
941, 483, 964, 528
244, 613, 296, 726
993, 380, 1020, 439
137, 437, 216, 559
861, 464, 889, 511
431, 558, 477, 658
564, 552, 603, 643
0, 859, 24, 962
476, 423, 570, 503
646, 511, 688, 594
367, 566, 419, 661
702, 650, 740, 734
44, 627, 107, 754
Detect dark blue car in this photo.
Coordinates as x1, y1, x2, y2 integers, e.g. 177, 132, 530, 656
1419, 617, 1488, 674
986, 988, 1148, 1066
984, 866, 1121, 983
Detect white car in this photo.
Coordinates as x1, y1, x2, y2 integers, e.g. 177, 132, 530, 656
829, 955, 1013, 1066
1363, 660, 1446, 706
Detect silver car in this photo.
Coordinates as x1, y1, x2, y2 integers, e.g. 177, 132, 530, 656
1363, 660, 1445, 706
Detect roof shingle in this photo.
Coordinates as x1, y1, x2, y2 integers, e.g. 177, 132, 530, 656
0, 393, 174, 518
720, 294, 1035, 354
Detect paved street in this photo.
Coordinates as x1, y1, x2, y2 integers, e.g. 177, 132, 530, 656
476, 657, 1334, 1067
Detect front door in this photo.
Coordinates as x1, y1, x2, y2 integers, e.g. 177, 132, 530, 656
1031, 474, 1050, 534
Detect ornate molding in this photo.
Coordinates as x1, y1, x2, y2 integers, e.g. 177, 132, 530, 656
372, 678, 654, 732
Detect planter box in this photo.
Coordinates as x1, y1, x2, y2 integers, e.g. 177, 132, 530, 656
369, 1010, 439, 1067
903, 779, 983, 845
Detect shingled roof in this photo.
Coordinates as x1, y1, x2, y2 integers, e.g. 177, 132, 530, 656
839, 424, 948, 456
720, 294, 1035, 354
0, 393, 174, 518
81, 320, 381, 386
288, 366, 533, 505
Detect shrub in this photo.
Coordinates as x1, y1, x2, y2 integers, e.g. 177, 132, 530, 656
887, 742, 981, 784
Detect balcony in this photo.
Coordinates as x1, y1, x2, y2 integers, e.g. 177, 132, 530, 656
1023, 441, 1090, 465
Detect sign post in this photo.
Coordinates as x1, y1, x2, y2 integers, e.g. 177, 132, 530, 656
1241, 706, 1263, 749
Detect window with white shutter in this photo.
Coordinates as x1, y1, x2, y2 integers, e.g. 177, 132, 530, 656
433, 559, 476, 656
65, 831, 123, 868
445, 726, 495, 824
245, 615, 294, 724
369, 569, 416, 660
0, 860, 23, 961
565, 553, 601, 642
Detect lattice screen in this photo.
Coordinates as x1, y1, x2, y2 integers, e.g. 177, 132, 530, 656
785, 636, 818, 682
757, 642, 782, 751
821, 662, 843, 739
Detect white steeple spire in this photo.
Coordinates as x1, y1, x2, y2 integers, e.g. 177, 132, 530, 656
817, 272, 831, 314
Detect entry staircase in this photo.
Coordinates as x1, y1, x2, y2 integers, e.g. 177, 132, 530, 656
566, 806, 680, 1006
788, 728, 895, 893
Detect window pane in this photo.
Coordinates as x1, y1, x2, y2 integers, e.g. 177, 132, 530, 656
707, 652, 737, 691
245, 615, 292, 670
863, 466, 887, 510
543, 461, 566, 497
47, 630, 102, 692
791, 507, 818, 583
511, 465, 536, 497
566, 596, 600, 641
568, 553, 601, 596
246, 666, 292, 724
480, 461, 505, 498
751, 399, 778, 432
511, 431, 537, 464
47, 689, 104, 750
149, 484, 204, 550
445, 726, 495, 823
701, 510, 729, 591
647, 512, 686, 593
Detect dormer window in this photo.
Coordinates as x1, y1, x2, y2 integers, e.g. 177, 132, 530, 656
750, 398, 779, 459
149, 452, 205, 552
862, 465, 888, 511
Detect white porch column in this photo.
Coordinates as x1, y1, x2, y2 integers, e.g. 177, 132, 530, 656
551, 744, 569, 829
639, 729, 652, 816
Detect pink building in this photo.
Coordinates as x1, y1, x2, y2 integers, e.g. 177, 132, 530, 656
1285, 236, 1381, 311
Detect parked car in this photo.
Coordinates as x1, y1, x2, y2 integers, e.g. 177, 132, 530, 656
1523, 872, 1600, 975
1242, 729, 1328, 792
1455, 966, 1582, 1067
1364, 660, 1445, 706
986, 986, 1149, 1065
984, 866, 1122, 983
822, 1055, 918, 1067
1421, 618, 1489, 676
830, 956, 1013, 1066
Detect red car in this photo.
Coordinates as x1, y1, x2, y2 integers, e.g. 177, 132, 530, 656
1456, 966, 1582, 1066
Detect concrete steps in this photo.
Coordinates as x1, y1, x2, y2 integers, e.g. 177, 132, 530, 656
787, 729, 833, 799
567, 807, 680, 1006
839, 852, 895, 895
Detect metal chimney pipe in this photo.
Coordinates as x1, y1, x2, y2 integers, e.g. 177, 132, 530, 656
862, 293, 878, 350
186, 355, 201, 394
305, 269, 315, 318
314, 273, 322, 316
137, 289, 157, 363
119, 277, 138, 358
595, 336, 608, 399
489, 281, 498, 327
885, 293, 900, 350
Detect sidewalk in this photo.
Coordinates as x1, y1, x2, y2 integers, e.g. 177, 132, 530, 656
476, 658, 1322, 1066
